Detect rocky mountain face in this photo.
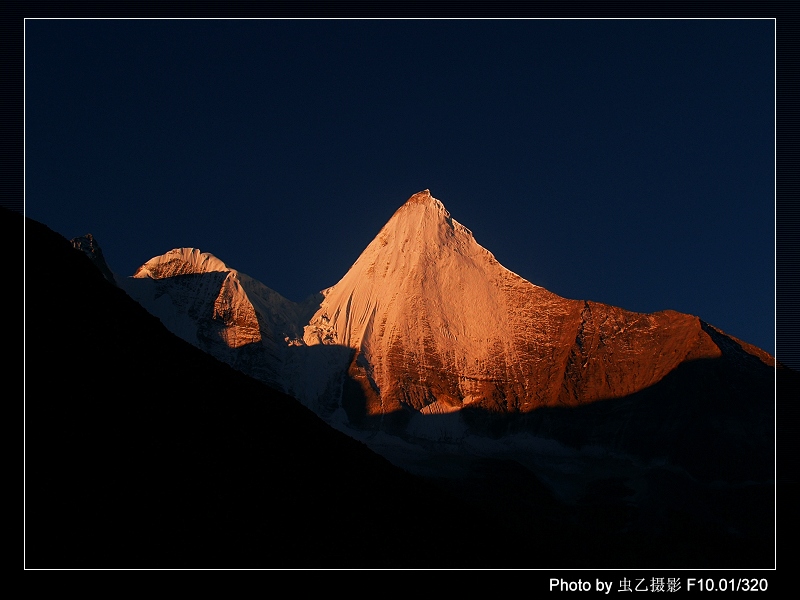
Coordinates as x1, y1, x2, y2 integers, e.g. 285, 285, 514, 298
306, 192, 775, 484
72, 233, 117, 285
302, 191, 772, 422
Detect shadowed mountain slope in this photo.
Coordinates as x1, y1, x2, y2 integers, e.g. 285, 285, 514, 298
21, 207, 530, 568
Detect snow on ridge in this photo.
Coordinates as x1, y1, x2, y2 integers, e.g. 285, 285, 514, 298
133, 247, 233, 279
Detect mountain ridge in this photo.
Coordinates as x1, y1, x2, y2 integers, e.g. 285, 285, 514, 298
121, 190, 772, 409
112, 190, 774, 490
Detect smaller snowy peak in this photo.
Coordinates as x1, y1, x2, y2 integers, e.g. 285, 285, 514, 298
133, 248, 232, 280
71, 234, 117, 285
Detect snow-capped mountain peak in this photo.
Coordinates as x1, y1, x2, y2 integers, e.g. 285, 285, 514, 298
132, 247, 233, 279
301, 191, 526, 357
120, 246, 314, 391
295, 191, 772, 430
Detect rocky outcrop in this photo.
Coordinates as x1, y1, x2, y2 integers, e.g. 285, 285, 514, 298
71, 234, 117, 285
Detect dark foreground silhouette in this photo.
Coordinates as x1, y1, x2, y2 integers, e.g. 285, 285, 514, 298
18, 207, 781, 569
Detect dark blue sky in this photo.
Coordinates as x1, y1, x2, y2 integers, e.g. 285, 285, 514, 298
24, 19, 775, 355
